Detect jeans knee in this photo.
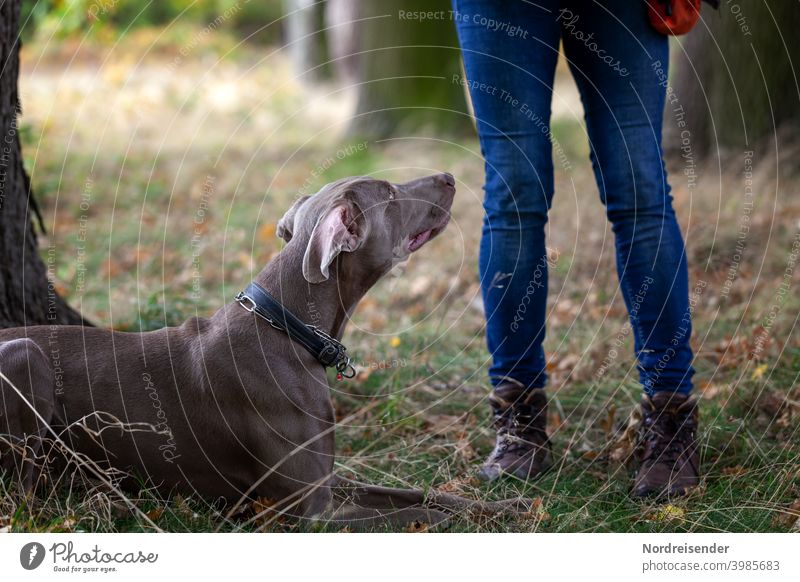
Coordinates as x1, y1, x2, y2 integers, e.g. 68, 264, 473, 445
483, 160, 552, 230
484, 207, 549, 233
600, 163, 674, 227
605, 196, 676, 232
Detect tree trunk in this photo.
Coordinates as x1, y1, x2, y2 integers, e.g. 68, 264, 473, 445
0, 0, 86, 329
325, 0, 360, 84
347, 0, 472, 139
284, 0, 333, 83
667, 2, 800, 155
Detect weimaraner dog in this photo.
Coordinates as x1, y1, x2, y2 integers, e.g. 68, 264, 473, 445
0, 173, 526, 529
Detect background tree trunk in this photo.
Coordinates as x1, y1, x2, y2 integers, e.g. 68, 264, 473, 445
283, 0, 332, 83
325, 0, 361, 85
667, 2, 800, 156
345, 0, 471, 139
0, 0, 86, 329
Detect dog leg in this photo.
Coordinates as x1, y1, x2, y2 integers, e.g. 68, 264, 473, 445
322, 499, 451, 531
0, 339, 55, 494
328, 475, 530, 527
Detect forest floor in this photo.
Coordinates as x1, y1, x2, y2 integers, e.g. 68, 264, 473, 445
3, 29, 799, 533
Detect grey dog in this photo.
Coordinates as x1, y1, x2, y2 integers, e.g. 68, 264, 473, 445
0, 173, 526, 528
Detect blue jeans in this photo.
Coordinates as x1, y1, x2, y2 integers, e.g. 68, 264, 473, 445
452, 0, 694, 394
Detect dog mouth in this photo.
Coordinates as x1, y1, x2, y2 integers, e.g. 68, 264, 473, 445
407, 215, 451, 252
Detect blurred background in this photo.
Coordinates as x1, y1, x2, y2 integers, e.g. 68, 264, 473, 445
1, 0, 799, 531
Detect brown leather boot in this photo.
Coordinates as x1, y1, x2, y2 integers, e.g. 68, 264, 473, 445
633, 392, 700, 499
478, 383, 552, 482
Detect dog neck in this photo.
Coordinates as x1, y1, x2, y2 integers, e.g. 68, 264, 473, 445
250, 239, 378, 341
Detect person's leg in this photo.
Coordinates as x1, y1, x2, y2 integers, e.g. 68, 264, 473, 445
452, 0, 562, 481
561, 1, 694, 395
561, 0, 699, 497
452, 0, 560, 393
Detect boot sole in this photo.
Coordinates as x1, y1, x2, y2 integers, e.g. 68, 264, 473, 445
631, 483, 698, 500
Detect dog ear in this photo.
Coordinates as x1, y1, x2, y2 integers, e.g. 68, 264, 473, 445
302, 198, 365, 284
276, 196, 310, 242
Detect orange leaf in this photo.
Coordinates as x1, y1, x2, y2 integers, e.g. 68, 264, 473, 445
146, 507, 164, 520
258, 223, 277, 243
405, 520, 429, 533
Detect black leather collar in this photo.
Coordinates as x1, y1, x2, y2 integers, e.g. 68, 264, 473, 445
235, 282, 355, 379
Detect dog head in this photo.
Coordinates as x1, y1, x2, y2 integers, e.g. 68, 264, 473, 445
277, 173, 456, 284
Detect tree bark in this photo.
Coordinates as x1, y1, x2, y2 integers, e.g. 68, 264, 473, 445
284, 0, 333, 83
0, 0, 86, 329
325, 0, 360, 84
667, 2, 800, 156
346, 0, 472, 139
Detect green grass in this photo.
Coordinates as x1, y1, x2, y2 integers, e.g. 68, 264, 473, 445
322, 341, 800, 533
3, 29, 799, 533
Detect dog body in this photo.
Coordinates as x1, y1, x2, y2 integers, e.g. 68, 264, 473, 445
1, 174, 523, 526
1, 316, 330, 506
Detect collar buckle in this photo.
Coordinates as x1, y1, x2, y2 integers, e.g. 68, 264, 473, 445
236, 282, 357, 380
235, 292, 256, 313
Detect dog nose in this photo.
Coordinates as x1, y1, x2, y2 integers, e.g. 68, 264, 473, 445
438, 172, 455, 188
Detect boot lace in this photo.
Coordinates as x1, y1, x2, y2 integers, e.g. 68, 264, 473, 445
494, 405, 547, 457
640, 410, 695, 465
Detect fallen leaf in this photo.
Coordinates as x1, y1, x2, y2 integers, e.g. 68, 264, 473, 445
697, 381, 730, 400
437, 475, 480, 494
647, 504, 686, 522
547, 411, 564, 432
238, 251, 255, 271
251, 497, 283, 527
357, 297, 379, 311
608, 407, 642, 465
354, 365, 373, 383
405, 520, 429, 533
455, 435, 477, 461
53, 280, 70, 298
409, 275, 431, 296
758, 390, 796, 427
46, 515, 77, 532
522, 497, 551, 523
146, 507, 164, 521
367, 313, 387, 331
546, 246, 560, 265
751, 363, 768, 380
257, 223, 277, 243
557, 353, 580, 371
749, 325, 771, 359
422, 413, 471, 435
759, 391, 786, 416
721, 466, 746, 476
771, 499, 800, 529
101, 257, 121, 278
600, 404, 617, 439
711, 335, 751, 370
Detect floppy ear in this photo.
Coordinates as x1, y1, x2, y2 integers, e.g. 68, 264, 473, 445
276, 196, 310, 242
302, 199, 366, 284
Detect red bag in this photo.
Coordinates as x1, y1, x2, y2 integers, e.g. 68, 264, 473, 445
647, 0, 702, 36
